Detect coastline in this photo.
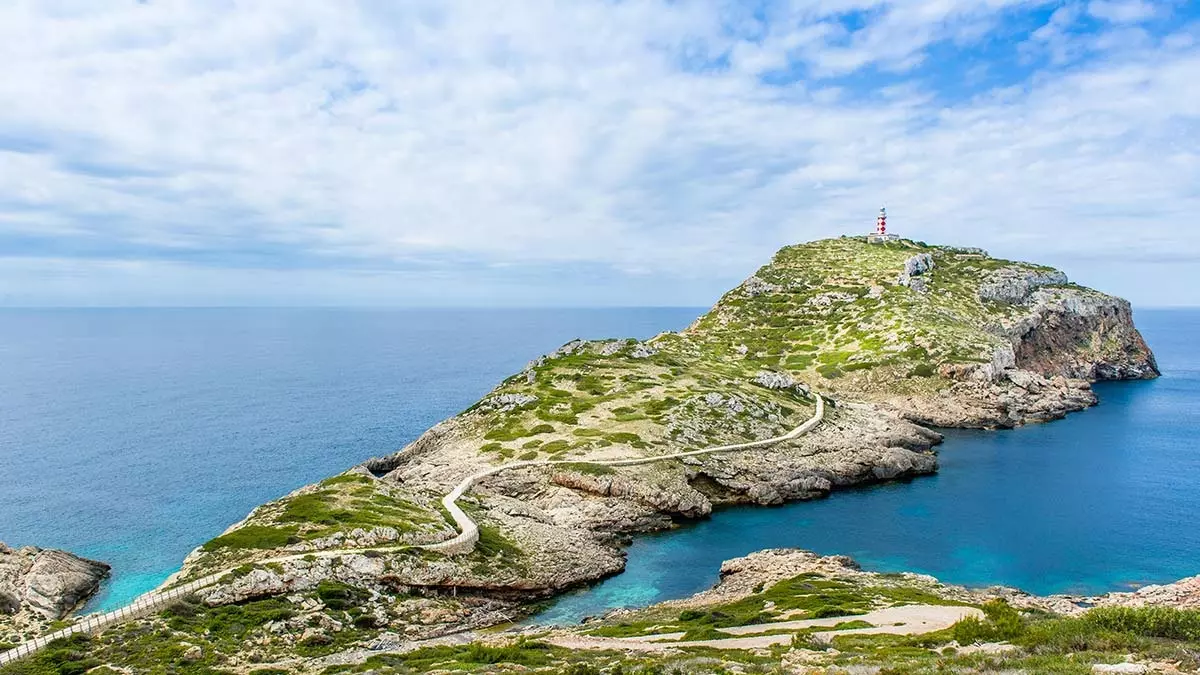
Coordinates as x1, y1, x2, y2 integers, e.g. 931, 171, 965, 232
1, 240, 1179, 671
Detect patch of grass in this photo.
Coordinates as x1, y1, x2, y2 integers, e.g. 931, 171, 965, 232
201, 524, 297, 551
315, 580, 367, 611
343, 640, 559, 672
319, 474, 371, 487
590, 573, 895, 638
475, 524, 524, 559
274, 484, 435, 539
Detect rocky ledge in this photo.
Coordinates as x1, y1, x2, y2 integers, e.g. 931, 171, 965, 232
0, 542, 110, 647
0, 544, 109, 621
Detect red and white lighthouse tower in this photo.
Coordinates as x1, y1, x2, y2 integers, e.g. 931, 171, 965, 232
867, 205, 897, 243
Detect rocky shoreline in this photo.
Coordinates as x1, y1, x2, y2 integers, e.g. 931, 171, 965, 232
0, 544, 109, 646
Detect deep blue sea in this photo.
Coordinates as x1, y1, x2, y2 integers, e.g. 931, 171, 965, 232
0, 308, 1196, 621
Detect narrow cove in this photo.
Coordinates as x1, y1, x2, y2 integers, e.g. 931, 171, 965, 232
534, 309, 1200, 624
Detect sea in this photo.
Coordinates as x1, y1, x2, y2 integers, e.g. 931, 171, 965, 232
0, 308, 1196, 620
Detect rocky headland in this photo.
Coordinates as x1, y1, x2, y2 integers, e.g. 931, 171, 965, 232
0, 237, 1167, 673
0, 543, 109, 645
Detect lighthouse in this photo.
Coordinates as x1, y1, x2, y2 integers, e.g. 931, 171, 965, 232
867, 206, 898, 243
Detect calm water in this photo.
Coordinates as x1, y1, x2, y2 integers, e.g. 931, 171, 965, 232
535, 309, 1200, 624
0, 308, 699, 610
1, 309, 1196, 619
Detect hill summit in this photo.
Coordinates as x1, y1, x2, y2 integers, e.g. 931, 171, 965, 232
690, 236, 1157, 427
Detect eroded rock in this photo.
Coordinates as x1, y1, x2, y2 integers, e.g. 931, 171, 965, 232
0, 543, 110, 619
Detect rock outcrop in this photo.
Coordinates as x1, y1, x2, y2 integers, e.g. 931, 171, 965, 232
0, 543, 110, 619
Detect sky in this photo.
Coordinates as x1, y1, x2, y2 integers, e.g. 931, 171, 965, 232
0, 0, 1198, 308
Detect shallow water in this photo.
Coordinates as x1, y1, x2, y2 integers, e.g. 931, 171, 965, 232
533, 309, 1200, 624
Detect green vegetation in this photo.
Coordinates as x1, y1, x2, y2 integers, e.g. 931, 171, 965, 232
0, 634, 100, 675
475, 524, 524, 560
201, 525, 297, 552
323, 640, 564, 673
588, 573, 956, 638
555, 462, 616, 476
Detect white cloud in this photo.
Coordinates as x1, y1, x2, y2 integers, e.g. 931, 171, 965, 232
0, 0, 1197, 306
1087, 0, 1159, 24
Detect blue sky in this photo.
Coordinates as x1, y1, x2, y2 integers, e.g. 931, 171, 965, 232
1, 0, 1198, 307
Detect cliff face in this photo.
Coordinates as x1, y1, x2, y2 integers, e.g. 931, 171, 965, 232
1007, 291, 1158, 381
163, 237, 1154, 648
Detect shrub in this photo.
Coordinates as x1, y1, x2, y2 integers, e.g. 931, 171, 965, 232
951, 616, 993, 645
1084, 606, 1200, 641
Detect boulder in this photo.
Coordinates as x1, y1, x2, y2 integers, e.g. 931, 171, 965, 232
742, 275, 781, 297
896, 253, 935, 291
0, 544, 110, 619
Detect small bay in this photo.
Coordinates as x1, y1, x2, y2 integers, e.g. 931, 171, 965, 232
535, 309, 1200, 623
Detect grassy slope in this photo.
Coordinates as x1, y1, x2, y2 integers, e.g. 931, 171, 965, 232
686, 237, 1066, 395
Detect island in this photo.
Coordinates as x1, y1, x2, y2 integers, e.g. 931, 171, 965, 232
4, 236, 1184, 675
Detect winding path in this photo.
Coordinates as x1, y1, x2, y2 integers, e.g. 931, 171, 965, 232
0, 395, 824, 666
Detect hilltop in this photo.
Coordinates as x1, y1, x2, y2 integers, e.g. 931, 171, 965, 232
0, 237, 1160, 673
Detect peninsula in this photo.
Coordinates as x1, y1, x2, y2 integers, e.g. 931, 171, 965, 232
1, 236, 1172, 674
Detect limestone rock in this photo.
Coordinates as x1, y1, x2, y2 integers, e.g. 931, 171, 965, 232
741, 275, 781, 297
630, 342, 657, 359
481, 393, 539, 412
896, 253, 935, 291
753, 370, 797, 390
978, 266, 1068, 304
0, 543, 110, 619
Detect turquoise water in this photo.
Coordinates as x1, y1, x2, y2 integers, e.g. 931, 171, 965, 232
535, 309, 1200, 624
0, 308, 699, 610
1, 308, 1196, 619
